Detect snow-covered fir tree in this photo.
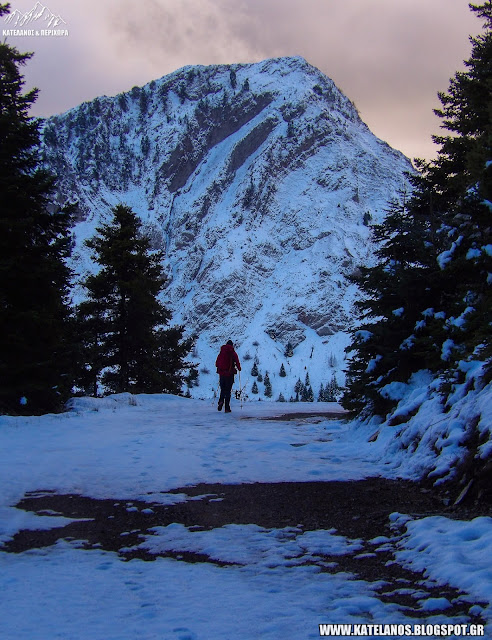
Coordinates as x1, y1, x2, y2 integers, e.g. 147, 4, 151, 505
343, 0, 492, 417
284, 342, 294, 358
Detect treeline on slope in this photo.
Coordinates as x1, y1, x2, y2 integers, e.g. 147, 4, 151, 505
342, 1, 492, 418
0, 3, 195, 415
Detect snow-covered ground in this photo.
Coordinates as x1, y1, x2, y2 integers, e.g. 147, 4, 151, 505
0, 393, 491, 639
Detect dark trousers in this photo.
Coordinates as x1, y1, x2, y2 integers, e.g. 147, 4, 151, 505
218, 375, 234, 410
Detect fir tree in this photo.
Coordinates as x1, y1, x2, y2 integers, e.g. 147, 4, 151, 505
425, 0, 492, 376
317, 384, 325, 402
74, 290, 107, 397
75, 204, 194, 395
343, 2, 492, 415
252, 381, 259, 394
139, 90, 149, 116
177, 82, 188, 104
118, 93, 128, 112
300, 384, 308, 401
0, 8, 74, 414
325, 375, 340, 402
279, 363, 287, 377
301, 384, 314, 402
264, 372, 272, 398
294, 378, 303, 396
328, 353, 338, 368
185, 368, 198, 389
251, 362, 259, 377
284, 341, 294, 358
343, 196, 438, 415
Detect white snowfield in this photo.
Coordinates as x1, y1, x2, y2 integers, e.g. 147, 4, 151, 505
0, 393, 491, 640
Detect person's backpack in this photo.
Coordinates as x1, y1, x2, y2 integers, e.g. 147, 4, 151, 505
216, 345, 235, 376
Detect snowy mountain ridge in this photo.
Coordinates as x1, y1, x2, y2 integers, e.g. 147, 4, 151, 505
41, 56, 413, 398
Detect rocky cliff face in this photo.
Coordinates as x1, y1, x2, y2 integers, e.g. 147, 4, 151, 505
41, 56, 412, 398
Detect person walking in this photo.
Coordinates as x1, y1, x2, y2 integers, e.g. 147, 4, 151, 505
215, 340, 241, 413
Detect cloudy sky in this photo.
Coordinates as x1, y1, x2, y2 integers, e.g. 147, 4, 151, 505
3, 0, 480, 161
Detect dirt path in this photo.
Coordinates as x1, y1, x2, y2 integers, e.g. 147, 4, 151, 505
4, 478, 489, 624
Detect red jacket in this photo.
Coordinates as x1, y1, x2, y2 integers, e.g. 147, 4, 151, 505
215, 344, 241, 377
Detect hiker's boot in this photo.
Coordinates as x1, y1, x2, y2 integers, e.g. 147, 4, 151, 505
218, 401, 223, 411
225, 403, 231, 413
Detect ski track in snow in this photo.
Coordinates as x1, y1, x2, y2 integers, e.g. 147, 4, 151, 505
0, 394, 491, 639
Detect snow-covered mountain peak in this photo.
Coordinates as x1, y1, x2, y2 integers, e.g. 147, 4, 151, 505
41, 56, 412, 399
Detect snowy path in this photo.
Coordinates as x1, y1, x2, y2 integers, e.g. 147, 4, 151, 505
0, 394, 491, 639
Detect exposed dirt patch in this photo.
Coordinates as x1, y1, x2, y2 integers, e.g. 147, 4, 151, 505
7, 478, 443, 545
3, 479, 489, 624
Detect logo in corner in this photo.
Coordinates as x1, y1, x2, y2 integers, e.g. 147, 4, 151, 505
3, 2, 69, 37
